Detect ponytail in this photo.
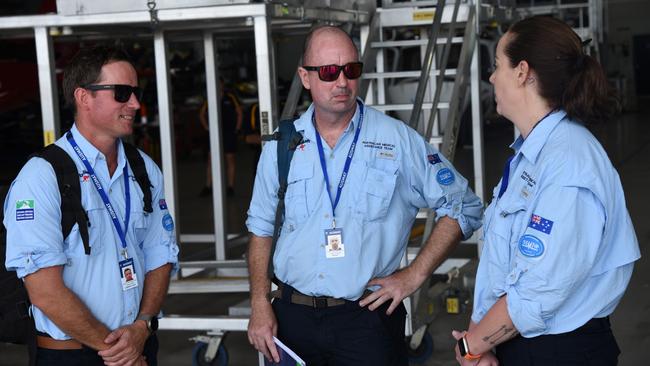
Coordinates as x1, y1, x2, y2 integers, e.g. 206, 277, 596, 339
562, 55, 620, 125
506, 16, 620, 126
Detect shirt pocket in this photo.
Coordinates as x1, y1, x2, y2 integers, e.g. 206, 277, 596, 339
488, 198, 527, 250
285, 162, 313, 225
354, 161, 398, 222
64, 202, 105, 257
131, 211, 148, 251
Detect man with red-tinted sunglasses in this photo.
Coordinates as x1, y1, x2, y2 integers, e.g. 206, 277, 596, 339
246, 26, 483, 365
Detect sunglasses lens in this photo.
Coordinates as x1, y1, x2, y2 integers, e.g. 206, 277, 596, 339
343, 63, 363, 79
319, 65, 341, 82
113, 85, 132, 103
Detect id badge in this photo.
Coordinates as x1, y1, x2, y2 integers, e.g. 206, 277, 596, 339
119, 258, 139, 291
324, 228, 345, 259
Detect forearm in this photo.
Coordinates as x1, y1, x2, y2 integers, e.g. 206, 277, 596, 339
24, 266, 111, 350
247, 235, 273, 306
466, 296, 519, 355
409, 216, 462, 281
138, 263, 172, 317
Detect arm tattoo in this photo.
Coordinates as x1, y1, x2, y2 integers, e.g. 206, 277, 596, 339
482, 325, 519, 345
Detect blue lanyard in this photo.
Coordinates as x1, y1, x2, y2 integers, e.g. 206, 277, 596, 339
66, 132, 131, 255
313, 100, 364, 227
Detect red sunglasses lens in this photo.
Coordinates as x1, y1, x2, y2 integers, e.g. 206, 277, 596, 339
343, 63, 363, 79
318, 65, 341, 82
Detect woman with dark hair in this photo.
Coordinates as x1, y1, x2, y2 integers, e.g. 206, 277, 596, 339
451, 16, 640, 365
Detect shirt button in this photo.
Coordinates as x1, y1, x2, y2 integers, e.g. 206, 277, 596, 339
109, 189, 112, 194
128, 311, 133, 317
324, 214, 329, 218
318, 274, 324, 279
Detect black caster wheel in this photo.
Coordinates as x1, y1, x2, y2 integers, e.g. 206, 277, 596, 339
407, 331, 434, 364
191, 341, 229, 366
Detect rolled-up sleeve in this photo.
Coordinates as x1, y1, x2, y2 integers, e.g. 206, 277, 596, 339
405, 131, 483, 239
140, 156, 179, 274
4, 158, 68, 278
504, 184, 604, 337
246, 140, 280, 237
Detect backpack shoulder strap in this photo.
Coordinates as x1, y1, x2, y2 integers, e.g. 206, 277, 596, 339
34, 144, 91, 255
122, 142, 153, 214
263, 118, 303, 280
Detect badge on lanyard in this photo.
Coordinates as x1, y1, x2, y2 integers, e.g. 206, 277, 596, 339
119, 257, 139, 291
324, 228, 345, 259
314, 100, 364, 261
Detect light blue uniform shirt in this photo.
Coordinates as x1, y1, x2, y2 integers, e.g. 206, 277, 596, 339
247, 100, 483, 301
4, 124, 179, 340
472, 110, 640, 337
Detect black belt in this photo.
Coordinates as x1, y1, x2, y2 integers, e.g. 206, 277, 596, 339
269, 282, 368, 309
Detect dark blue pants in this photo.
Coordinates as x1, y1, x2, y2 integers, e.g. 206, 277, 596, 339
496, 317, 620, 366
272, 294, 408, 366
35, 334, 158, 366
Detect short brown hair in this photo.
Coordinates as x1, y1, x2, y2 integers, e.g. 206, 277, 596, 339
62, 45, 133, 113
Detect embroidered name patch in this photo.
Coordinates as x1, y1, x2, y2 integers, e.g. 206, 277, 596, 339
427, 153, 441, 165
436, 168, 455, 185
528, 214, 553, 234
15, 200, 35, 221
518, 234, 544, 257
377, 151, 396, 160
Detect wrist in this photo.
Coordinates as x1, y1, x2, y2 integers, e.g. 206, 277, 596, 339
134, 314, 158, 334
458, 333, 482, 360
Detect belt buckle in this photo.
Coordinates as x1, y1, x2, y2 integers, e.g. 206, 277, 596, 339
313, 297, 328, 308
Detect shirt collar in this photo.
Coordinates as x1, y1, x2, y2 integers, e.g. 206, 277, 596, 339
510, 109, 567, 164
69, 123, 126, 174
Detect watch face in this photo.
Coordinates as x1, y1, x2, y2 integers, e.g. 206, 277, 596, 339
150, 317, 159, 332
458, 337, 469, 356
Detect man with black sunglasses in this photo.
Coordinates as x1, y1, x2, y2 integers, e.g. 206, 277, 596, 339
4, 45, 178, 366
247, 26, 483, 365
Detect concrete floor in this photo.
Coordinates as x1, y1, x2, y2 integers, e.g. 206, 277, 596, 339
2, 104, 649, 365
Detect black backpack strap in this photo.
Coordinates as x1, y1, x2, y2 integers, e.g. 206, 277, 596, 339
122, 142, 153, 214
262, 119, 303, 280
35, 144, 91, 255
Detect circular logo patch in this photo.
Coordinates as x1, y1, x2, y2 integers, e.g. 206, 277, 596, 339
436, 168, 455, 185
518, 234, 544, 257
162, 213, 174, 232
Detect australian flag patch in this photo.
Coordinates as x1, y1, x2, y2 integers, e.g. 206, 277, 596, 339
528, 214, 553, 234
427, 154, 442, 165
159, 199, 168, 210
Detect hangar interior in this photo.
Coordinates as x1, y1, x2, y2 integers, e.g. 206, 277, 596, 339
1, 0, 649, 365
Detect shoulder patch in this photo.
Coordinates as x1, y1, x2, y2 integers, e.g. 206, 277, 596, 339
162, 213, 174, 231
15, 199, 35, 221
528, 214, 553, 234
436, 168, 455, 185
427, 153, 442, 165
518, 234, 545, 258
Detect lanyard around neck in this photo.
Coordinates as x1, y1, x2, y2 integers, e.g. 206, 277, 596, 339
66, 132, 131, 253
313, 99, 364, 227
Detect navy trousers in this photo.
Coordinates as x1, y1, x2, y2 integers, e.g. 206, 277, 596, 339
272, 294, 408, 366
35, 334, 158, 366
496, 317, 620, 366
